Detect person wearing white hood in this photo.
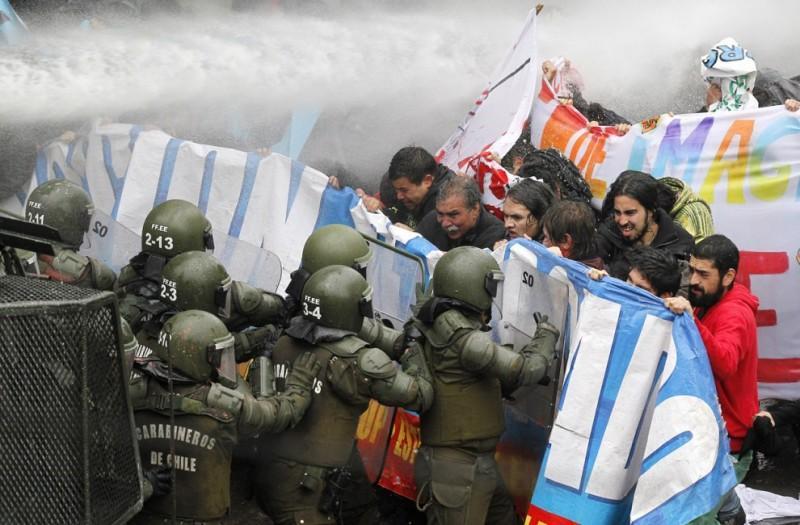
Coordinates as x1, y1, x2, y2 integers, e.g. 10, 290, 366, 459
701, 37, 800, 113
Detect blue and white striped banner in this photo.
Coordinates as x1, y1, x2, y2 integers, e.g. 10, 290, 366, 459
7, 122, 443, 292
498, 240, 736, 525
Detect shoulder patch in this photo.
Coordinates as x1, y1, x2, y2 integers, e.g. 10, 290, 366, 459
425, 309, 480, 347
51, 250, 90, 281
357, 347, 395, 379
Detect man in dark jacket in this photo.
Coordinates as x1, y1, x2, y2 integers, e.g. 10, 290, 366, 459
596, 171, 694, 278
379, 146, 455, 229
416, 176, 505, 251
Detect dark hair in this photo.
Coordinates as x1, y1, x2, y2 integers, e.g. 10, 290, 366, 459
500, 127, 536, 172
692, 234, 740, 277
601, 170, 661, 219
436, 176, 481, 210
517, 148, 593, 206
542, 200, 597, 261
388, 146, 437, 185
505, 179, 555, 222
656, 179, 678, 213
627, 246, 681, 297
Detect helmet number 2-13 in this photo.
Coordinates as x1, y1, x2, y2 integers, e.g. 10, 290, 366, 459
145, 233, 174, 251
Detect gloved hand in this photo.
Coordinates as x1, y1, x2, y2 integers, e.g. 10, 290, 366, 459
235, 325, 280, 362
739, 414, 780, 458
143, 465, 172, 499
523, 312, 560, 366
286, 352, 321, 392
533, 312, 560, 339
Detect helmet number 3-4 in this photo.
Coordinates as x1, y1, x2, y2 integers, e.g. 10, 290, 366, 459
302, 301, 322, 320
144, 232, 174, 251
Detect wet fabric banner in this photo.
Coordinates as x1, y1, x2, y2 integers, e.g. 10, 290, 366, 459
435, 7, 537, 216
4, 122, 443, 292
531, 76, 800, 399
499, 240, 736, 525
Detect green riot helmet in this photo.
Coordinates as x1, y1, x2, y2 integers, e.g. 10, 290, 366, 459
119, 318, 137, 375
159, 251, 233, 317
432, 246, 504, 313
155, 310, 237, 388
301, 224, 372, 276
301, 265, 374, 333
141, 199, 214, 258
25, 179, 93, 248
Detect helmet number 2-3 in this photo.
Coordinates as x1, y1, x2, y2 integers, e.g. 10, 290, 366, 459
302, 301, 322, 320
160, 283, 177, 302
145, 232, 174, 251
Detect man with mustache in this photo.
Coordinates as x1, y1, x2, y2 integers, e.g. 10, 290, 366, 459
416, 176, 505, 251
664, 235, 758, 525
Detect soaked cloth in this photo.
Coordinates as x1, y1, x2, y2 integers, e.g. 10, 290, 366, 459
701, 37, 759, 112
736, 485, 800, 523
708, 75, 759, 113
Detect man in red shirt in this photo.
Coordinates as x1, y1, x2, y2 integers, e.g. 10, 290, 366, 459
665, 234, 758, 525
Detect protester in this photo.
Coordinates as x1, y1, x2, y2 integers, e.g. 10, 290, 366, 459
368, 146, 455, 229
494, 178, 555, 250
517, 148, 594, 208
597, 170, 694, 278
700, 38, 800, 113
658, 177, 714, 242
740, 400, 800, 458
416, 175, 505, 251
541, 200, 603, 270
625, 246, 681, 298
664, 235, 759, 525
499, 126, 536, 175
541, 58, 630, 126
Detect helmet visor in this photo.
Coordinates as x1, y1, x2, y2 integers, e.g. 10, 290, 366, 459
484, 270, 505, 299
359, 284, 375, 319
207, 334, 237, 388
353, 248, 373, 277
215, 277, 234, 319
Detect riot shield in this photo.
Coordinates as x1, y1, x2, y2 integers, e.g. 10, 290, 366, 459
0, 276, 142, 524
356, 236, 424, 488
494, 240, 572, 516
82, 209, 140, 272
213, 230, 283, 293
362, 235, 425, 330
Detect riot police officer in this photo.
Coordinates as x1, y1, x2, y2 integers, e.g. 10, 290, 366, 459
155, 250, 286, 362
286, 224, 412, 524
128, 310, 320, 524
23, 179, 116, 290
115, 199, 214, 331
411, 246, 560, 525
257, 265, 433, 525
286, 224, 402, 356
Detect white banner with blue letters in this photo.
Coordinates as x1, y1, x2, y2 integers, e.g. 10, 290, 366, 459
499, 240, 736, 525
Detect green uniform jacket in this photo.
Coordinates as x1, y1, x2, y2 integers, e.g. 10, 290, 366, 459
131, 376, 238, 522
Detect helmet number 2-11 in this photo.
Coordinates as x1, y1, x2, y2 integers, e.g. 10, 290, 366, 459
145, 233, 174, 251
